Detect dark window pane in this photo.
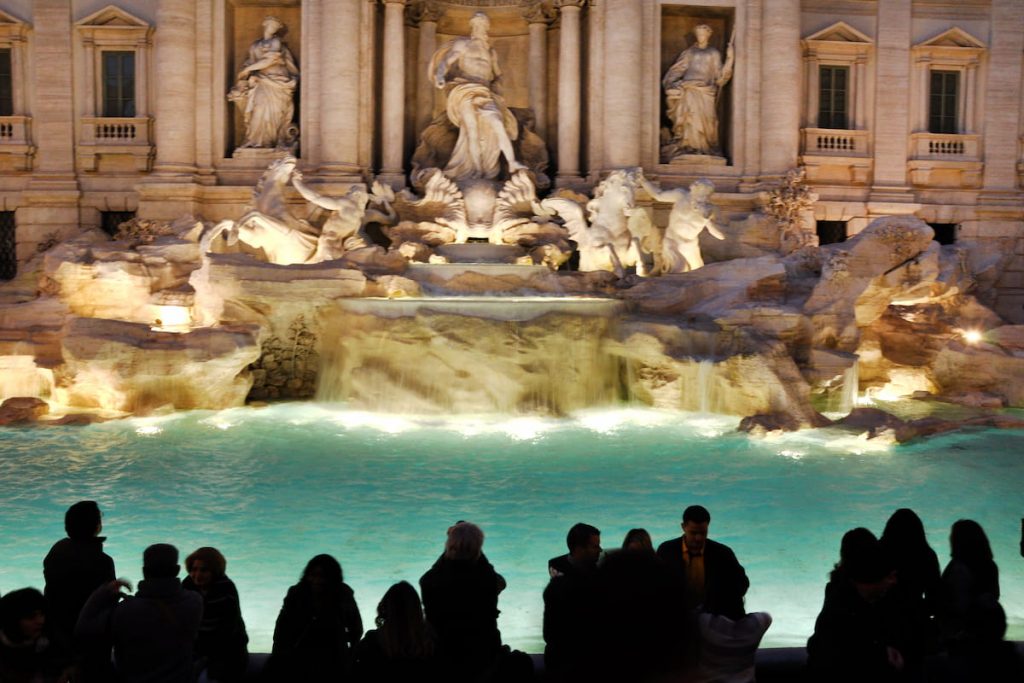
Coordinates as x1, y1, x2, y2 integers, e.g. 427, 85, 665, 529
102, 51, 135, 118
818, 65, 850, 130
817, 221, 847, 245
929, 71, 959, 134
0, 211, 16, 280
100, 211, 136, 238
0, 50, 12, 117
928, 223, 957, 245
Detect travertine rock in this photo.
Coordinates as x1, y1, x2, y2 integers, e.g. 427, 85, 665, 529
0, 397, 50, 424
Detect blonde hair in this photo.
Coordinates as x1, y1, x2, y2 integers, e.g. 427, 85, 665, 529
444, 521, 484, 561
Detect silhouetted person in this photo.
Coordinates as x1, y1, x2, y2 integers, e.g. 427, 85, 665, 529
656, 505, 749, 619
806, 528, 907, 683
354, 581, 436, 682
925, 594, 1023, 682
548, 522, 602, 579
543, 523, 603, 681
43, 501, 115, 645
76, 543, 202, 682
419, 521, 505, 682
880, 508, 942, 668
0, 588, 72, 683
182, 547, 248, 682
621, 528, 654, 554
939, 519, 1000, 645
267, 553, 363, 681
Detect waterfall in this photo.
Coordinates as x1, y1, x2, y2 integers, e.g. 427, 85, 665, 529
697, 359, 714, 413
838, 361, 859, 414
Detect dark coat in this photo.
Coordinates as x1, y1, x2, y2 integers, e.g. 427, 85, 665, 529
43, 536, 115, 642
353, 629, 437, 682
419, 554, 504, 673
268, 581, 363, 681
76, 576, 203, 683
655, 536, 749, 619
181, 575, 248, 681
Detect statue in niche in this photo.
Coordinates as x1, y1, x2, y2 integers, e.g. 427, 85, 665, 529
430, 11, 526, 180
228, 16, 300, 150
411, 11, 554, 189
661, 23, 734, 161
638, 175, 725, 272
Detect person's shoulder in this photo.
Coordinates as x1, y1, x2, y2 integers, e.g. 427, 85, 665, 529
656, 537, 682, 554
706, 538, 737, 555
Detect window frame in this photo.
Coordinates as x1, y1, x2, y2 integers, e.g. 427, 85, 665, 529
801, 22, 873, 132
817, 65, 850, 131
911, 28, 985, 136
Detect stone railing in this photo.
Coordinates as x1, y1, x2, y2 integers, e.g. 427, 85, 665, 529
0, 116, 35, 171
801, 128, 870, 156
77, 117, 154, 172
911, 132, 980, 160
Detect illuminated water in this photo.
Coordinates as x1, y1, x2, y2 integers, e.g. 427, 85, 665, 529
2, 404, 1022, 653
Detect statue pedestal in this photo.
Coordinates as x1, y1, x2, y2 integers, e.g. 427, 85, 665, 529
667, 154, 728, 166
435, 243, 526, 264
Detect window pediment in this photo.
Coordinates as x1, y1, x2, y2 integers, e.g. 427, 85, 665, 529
76, 5, 149, 29
913, 27, 985, 57
803, 21, 873, 45
76, 5, 151, 45
0, 9, 29, 41
803, 21, 872, 59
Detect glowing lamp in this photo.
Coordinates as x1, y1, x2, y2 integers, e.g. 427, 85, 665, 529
962, 329, 983, 345
153, 304, 192, 332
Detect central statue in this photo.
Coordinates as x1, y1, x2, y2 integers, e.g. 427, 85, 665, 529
429, 12, 527, 180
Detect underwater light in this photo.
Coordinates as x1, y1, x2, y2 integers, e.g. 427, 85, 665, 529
962, 328, 983, 344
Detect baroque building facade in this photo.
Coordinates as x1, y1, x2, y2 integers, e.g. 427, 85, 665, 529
0, 0, 1022, 320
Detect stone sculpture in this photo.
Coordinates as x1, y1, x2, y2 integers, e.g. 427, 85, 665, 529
581, 169, 645, 277
228, 16, 300, 150
427, 11, 526, 181
766, 167, 819, 254
662, 23, 734, 160
639, 175, 725, 272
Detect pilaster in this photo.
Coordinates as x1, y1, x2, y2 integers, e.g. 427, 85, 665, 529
981, 0, 1024, 200
523, 1, 554, 141
557, 0, 586, 182
151, 0, 198, 179
601, 0, 641, 170
319, 0, 365, 179
379, 0, 407, 187
759, 0, 800, 179
870, 0, 912, 201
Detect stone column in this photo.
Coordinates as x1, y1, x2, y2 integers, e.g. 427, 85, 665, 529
871, 0, 913, 198
17, 0, 79, 262
320, 0, 364, 178
963, 61, 977, 133
379, 0, 406, 186
557, 0, 585, 181
759, 0, 800, 177
152, 0, 197, 177
805, 50, 819, 127
523, 1, 553, 140
414, 1, 444, 138
981, 0, 1024, 194
602, 0, 641, 169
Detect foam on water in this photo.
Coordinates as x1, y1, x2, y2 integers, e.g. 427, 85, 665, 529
2, 404, 1022, 653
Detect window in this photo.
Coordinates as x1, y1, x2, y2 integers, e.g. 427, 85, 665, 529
102, 52, 135, 118
816, 220, 847, 245
0, 211, 15, 281
100, 211, 136, 238
929, 71, 958, 134
818, 66, 849, 130
927, 223, 957, 246
0, 49, 11, 117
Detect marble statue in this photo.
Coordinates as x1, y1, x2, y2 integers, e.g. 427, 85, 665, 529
582, 169, 645, 277
429, 12, 526, 181
228, 16, 300, 150
662, 23, 734, 159
292, 172, 373, 262
639, 175, 725, 272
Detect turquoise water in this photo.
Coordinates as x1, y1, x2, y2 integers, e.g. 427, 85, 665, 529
1, 404, 1022, 652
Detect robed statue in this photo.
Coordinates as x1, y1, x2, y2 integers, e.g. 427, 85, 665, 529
228, 16, 300, 150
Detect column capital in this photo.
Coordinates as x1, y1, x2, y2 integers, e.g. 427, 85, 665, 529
380, 0, 406, 4
406, 0, 444, 26
555, 0, 587, 10
522, 0, 556, 24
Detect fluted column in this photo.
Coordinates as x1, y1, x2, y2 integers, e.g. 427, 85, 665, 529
601, 0, 641, 169
414, 1, 444, 137
981, 0, 1024, 193
153, 0, 197, 176
871, 0, 912, 194
31, 0, 75, 175
523, 2, 553, 140
380, 0, 406, 185
759, 0, 800, 177
556, 0, 584, 180
320, 0, 363, 176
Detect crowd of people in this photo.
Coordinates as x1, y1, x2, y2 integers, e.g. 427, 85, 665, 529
0, 502, 1020, 682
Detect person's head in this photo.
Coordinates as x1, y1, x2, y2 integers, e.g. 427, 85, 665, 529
469, 12, 490, 38
689, 178, 715, 203
65, 500, 102, 541
143, 543, 180, 580
375, 581, 433, 659
681, 505, 711, 554
836, 528, 895, 601
262, 15, 283, 37
622, 528, 653, 554
301, 554, 344, 594
444, 521, 485, 561
566, 523, 602, 565
185, 547, 227, 589
881, 508, 928, 550
694, 24, 713, 45
0, 588, 46, 643
950, 519, 993, 565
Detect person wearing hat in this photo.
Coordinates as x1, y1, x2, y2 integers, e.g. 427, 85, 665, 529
77, 543, 202, 682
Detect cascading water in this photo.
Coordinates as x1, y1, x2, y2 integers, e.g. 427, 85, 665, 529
697, 358, 714, 413
838, 361, 859, 414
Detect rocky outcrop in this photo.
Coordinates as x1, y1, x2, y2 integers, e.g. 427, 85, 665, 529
932, 327, 1024, 407
58, 317, 261, 413
0, 397, 49, 424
